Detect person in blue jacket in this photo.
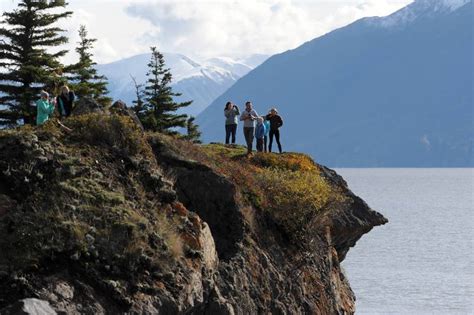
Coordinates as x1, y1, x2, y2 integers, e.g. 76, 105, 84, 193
255, 117, 267, 152
36, 91, 56, 125
263, 116, 270, 152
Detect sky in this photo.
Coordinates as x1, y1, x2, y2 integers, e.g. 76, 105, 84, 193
0, 0, 412, 64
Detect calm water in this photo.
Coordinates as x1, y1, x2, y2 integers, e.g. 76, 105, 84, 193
337, 168, 474, 315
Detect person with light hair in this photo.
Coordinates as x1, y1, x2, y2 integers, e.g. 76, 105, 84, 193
56, 85, 75, 117
36, 90, 55, 125
265, 107, 284, 153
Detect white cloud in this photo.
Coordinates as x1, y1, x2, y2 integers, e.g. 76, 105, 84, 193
126, 0, 412, 58
58, 0, 155, 64
1, 0, 155, 64
0, 0, 412, 63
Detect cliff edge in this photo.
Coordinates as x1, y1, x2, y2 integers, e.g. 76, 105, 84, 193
0, 112, 387, 314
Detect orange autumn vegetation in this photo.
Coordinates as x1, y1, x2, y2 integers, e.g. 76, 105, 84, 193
151, 137, 342, 239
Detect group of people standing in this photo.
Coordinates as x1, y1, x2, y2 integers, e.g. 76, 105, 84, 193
35, 85, 75, 125
35, 90, 284, 158
224, 101, 283, 155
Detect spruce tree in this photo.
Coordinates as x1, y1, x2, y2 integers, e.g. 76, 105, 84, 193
0, 0, 72, 126
184, 116, 202, 143
142, 46, 192, 133
68, 25, 111, 106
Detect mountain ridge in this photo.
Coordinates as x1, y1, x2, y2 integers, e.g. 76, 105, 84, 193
197, 1, 473, 167
366, 0, 471, 28
97, 53, 268, 116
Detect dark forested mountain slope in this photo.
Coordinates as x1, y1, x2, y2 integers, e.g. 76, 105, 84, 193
197, 0, 473, 167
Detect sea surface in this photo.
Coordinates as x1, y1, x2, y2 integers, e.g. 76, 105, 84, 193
336, 168, 474, 315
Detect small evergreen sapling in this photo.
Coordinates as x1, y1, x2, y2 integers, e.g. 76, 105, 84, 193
68, 25, 111, 107
184, 116, 202, 143
141, 46, 192, 134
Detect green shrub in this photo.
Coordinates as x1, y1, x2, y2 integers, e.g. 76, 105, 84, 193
251, 152, 317, 171
257, 168, 332, 236
150, 135, 341, 242
201, 143, 247, 159
65, 113, 151, 157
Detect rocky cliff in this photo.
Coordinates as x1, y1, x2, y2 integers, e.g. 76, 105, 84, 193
0, 111, 387, 314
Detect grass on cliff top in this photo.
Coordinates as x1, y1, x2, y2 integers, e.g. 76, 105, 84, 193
153, 138, 341, 238
0, 114, 196, 277
14, 113, 153, 159
64, 114, 153, 157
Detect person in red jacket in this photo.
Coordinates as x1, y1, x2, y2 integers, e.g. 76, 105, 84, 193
265, 108, 283, 153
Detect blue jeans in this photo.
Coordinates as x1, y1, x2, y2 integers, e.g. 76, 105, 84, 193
225, 124, 237, 144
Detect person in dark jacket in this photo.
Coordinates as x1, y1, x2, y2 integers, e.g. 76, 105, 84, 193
56, 85, 75, 118
265, 108, 283, 153
224, 101, 240, 144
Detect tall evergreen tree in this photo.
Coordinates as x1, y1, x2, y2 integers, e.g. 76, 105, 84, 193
183, 116, 202, 143
141, 46, 192, 133
68, 25, 111, 106
0, 0, 72, 126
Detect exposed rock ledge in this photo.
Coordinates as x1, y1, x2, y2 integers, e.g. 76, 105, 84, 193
0, 113, 387, 314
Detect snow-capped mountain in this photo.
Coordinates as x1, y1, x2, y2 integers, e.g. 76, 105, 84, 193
367, 0, 471, 28
96, 53, 267, 116
197, 0, 473, 167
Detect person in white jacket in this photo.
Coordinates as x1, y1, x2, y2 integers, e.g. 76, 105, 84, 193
240, 101, 258, 155
224, 101, 240, 144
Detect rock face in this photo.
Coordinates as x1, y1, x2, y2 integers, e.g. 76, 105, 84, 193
0, 114, 387, 314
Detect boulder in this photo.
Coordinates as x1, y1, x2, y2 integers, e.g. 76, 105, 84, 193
110, 100, 144, 131
199, 222, 218, 271
71, 97, 105, 116
0, 298, 57, 315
